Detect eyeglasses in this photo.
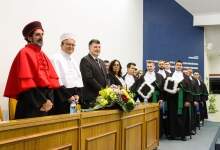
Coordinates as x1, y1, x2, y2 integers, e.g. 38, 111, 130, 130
64, 43, 76, 47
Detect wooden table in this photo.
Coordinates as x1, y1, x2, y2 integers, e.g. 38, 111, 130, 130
0, 103, 159, 150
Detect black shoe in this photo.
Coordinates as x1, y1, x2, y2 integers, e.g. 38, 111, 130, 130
167, 136, 176, 140
191, 130, 196, 135
181, 137, 187, 141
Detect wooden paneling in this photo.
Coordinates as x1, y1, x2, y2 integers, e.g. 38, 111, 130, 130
86, 131, 117, 150
145, 104, 160, 150
125, 123, 142, 150
0, 103, 159, 150
80, 110, 121, 150
0, 114, 80, 150
121, 104, 146, 150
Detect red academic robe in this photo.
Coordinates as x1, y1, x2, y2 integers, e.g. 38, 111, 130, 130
4, 44, 60, 98
4, 44, 60, 119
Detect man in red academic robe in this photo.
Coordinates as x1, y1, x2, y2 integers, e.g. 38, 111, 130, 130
4, 21, 60, 119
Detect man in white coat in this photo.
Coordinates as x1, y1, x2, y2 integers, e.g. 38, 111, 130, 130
51, 33, 83, 114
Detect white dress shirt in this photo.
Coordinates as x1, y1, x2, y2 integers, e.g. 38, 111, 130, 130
124, 74, 135, 89
51, 51, 83, 88
197, 79, 201, 86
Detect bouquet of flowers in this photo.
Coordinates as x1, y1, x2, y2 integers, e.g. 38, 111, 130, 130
91, 85, 136, 112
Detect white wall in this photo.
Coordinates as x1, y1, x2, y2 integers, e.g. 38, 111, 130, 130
208, 55, 220, 74
204, 26, 220, 121
204, 31, 209, 86
0, 0, 143, 119
205, 26, 220, 74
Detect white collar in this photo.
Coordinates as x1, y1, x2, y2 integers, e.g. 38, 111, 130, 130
172, 71, 184, 83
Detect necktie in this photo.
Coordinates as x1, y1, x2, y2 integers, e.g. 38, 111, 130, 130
95, 58, 101, 69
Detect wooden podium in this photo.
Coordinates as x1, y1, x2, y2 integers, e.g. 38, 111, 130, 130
0, 103, 159, 150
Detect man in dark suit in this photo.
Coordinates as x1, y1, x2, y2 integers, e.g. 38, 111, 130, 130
80, 39, 108, 108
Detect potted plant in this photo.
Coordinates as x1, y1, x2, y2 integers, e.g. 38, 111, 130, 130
208, 94, 218, 113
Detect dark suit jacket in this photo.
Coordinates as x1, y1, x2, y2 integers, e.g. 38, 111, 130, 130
80, 54, 108, 108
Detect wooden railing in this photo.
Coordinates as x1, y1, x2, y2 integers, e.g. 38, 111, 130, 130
0, 103, 159, 150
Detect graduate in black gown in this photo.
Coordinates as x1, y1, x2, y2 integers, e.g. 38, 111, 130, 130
131, 60, 164, 102
164, 61, 173, 74
187, 68, 203, 134
193, 71, 209, 121
164, 60, 192, 141
157, 60, 172, 137
130, 60, 165, 137
157, 60, 171, 79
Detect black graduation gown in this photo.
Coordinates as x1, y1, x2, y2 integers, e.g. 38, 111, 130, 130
52, 86, 82, 114
189, 77, 199, 131
15, 87, 54, 119
166, 74, 192, 138
200, 80, 209, 119
131, 72, 165, 137
159, 70, 172, 137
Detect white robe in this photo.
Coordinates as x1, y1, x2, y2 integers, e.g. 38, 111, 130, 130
144, 71, 156, 84
51, 51, 83, 88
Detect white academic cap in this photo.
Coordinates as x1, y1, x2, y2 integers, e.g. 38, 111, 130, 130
60, 33, 75, 42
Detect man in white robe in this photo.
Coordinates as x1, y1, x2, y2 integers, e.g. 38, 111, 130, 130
51, 33, 83, 114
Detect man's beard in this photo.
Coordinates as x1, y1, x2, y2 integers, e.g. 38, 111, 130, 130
33, 38, 43, 47
159, 67, 164, 70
